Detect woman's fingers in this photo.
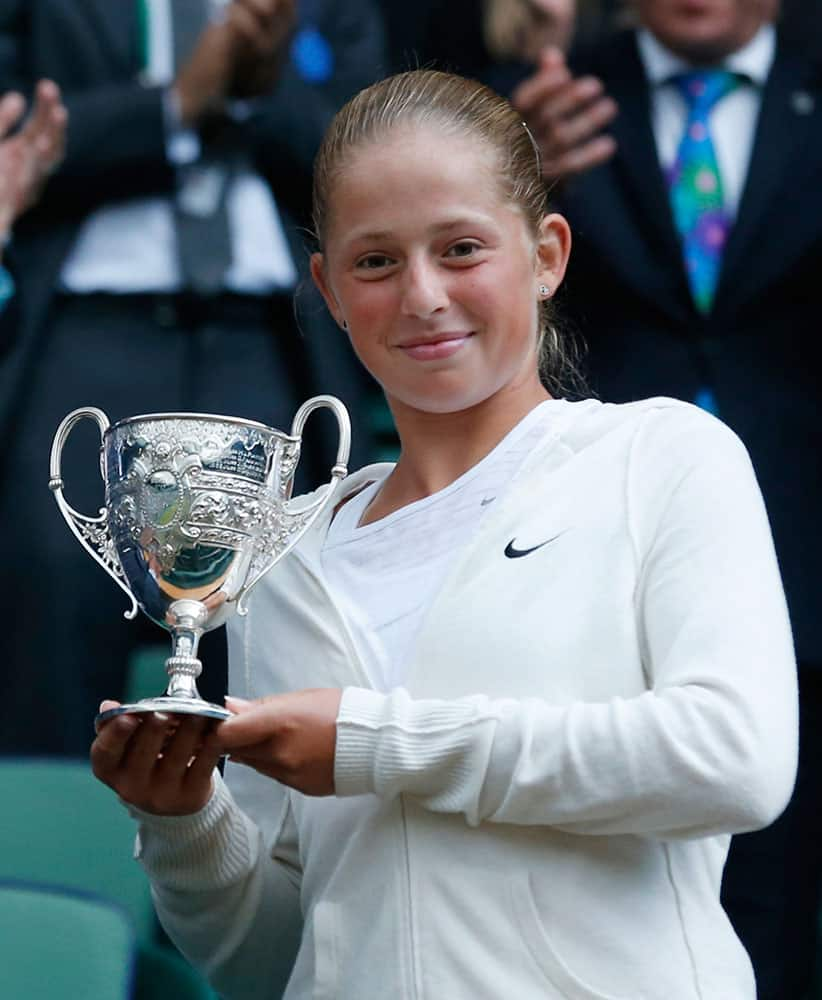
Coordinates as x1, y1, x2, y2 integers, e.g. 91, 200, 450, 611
95, 698, 123, 730
157, 714, 210, 773
121, 711, 175, 774
91, 710, 143, 784
186, 729, 224, 787
216, 690, 341, 795
219, 695, 283, 746
91, 707, 218, 815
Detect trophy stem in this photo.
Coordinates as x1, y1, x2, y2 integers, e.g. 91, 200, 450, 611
165, 599, 208, 702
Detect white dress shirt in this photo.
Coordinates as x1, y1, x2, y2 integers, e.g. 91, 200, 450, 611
60, 0, 296, 294
637, 24, 776, 218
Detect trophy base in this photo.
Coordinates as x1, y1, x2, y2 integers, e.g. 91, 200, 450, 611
96, 696, 231, 726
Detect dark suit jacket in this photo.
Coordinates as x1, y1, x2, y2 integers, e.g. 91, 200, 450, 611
0, 0, 386, 464
556, 30, 822, 663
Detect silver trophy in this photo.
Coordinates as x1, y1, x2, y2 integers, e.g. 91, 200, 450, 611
49, 396, 350, 724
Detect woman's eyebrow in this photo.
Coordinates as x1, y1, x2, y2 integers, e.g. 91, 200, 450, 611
348, 216, 494, 243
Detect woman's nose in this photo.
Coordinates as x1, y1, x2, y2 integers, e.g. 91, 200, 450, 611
400, 259, 449, 318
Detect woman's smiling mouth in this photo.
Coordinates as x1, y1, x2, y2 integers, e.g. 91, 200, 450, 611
397, 332, 475, 361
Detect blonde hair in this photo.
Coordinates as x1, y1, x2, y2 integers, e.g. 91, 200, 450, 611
312, 69, 587, 397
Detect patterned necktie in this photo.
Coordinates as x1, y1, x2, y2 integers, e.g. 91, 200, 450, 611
666, 70, 741, 314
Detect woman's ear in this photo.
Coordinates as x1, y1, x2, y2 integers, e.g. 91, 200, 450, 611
310, 252, 346, 331
535, 213, 572, 295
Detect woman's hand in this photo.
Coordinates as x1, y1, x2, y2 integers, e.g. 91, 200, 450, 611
217, 689, 342, 796
91, 702, 222, 816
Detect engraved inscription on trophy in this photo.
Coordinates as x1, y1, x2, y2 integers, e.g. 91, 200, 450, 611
49, 398, 351, 723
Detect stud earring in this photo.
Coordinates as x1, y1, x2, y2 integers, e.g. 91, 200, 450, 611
538, 284, 551, 298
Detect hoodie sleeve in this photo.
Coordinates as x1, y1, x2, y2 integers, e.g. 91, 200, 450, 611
132, 773, 302, 1000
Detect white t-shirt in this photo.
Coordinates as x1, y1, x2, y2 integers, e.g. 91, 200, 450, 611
321, 399, 567, 690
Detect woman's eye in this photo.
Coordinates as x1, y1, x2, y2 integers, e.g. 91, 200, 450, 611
445, 242, 479, 259
356, 254, 393, 270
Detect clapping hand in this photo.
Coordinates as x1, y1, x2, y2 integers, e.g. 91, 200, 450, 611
0, 79, 66, 241
228, 0, 296, 99
175, 0, 296, 126
512, 46, 618, 182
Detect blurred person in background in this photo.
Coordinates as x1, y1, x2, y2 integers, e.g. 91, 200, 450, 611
0, 0, 386, 758
514, 1, 821, 996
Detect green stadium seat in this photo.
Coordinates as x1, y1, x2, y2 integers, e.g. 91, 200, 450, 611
0, 757, 219, 997
0, 881, 135, 999
0, 757, 156, 943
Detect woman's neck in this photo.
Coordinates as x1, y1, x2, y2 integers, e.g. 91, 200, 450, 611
361, 384, 551, 524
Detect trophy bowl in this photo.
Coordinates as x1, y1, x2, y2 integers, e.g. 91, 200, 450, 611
49, 396, 350, 724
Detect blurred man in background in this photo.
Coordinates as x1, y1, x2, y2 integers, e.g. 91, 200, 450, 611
515, 1, 820, 995
0, 0, 385, 757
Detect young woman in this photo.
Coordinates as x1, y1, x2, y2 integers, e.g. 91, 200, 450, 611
92, 70, 797, 1000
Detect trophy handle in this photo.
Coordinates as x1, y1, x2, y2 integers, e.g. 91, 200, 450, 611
48, 407, 139, 620
237, 394, 351, 613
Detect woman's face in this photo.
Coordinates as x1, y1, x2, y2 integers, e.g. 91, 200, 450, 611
311, 126, 569, 418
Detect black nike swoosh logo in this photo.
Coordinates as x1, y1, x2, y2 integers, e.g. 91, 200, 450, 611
504, 533, 565, 559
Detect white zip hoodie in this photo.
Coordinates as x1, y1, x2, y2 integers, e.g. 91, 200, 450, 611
132, 398, 797, 1000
